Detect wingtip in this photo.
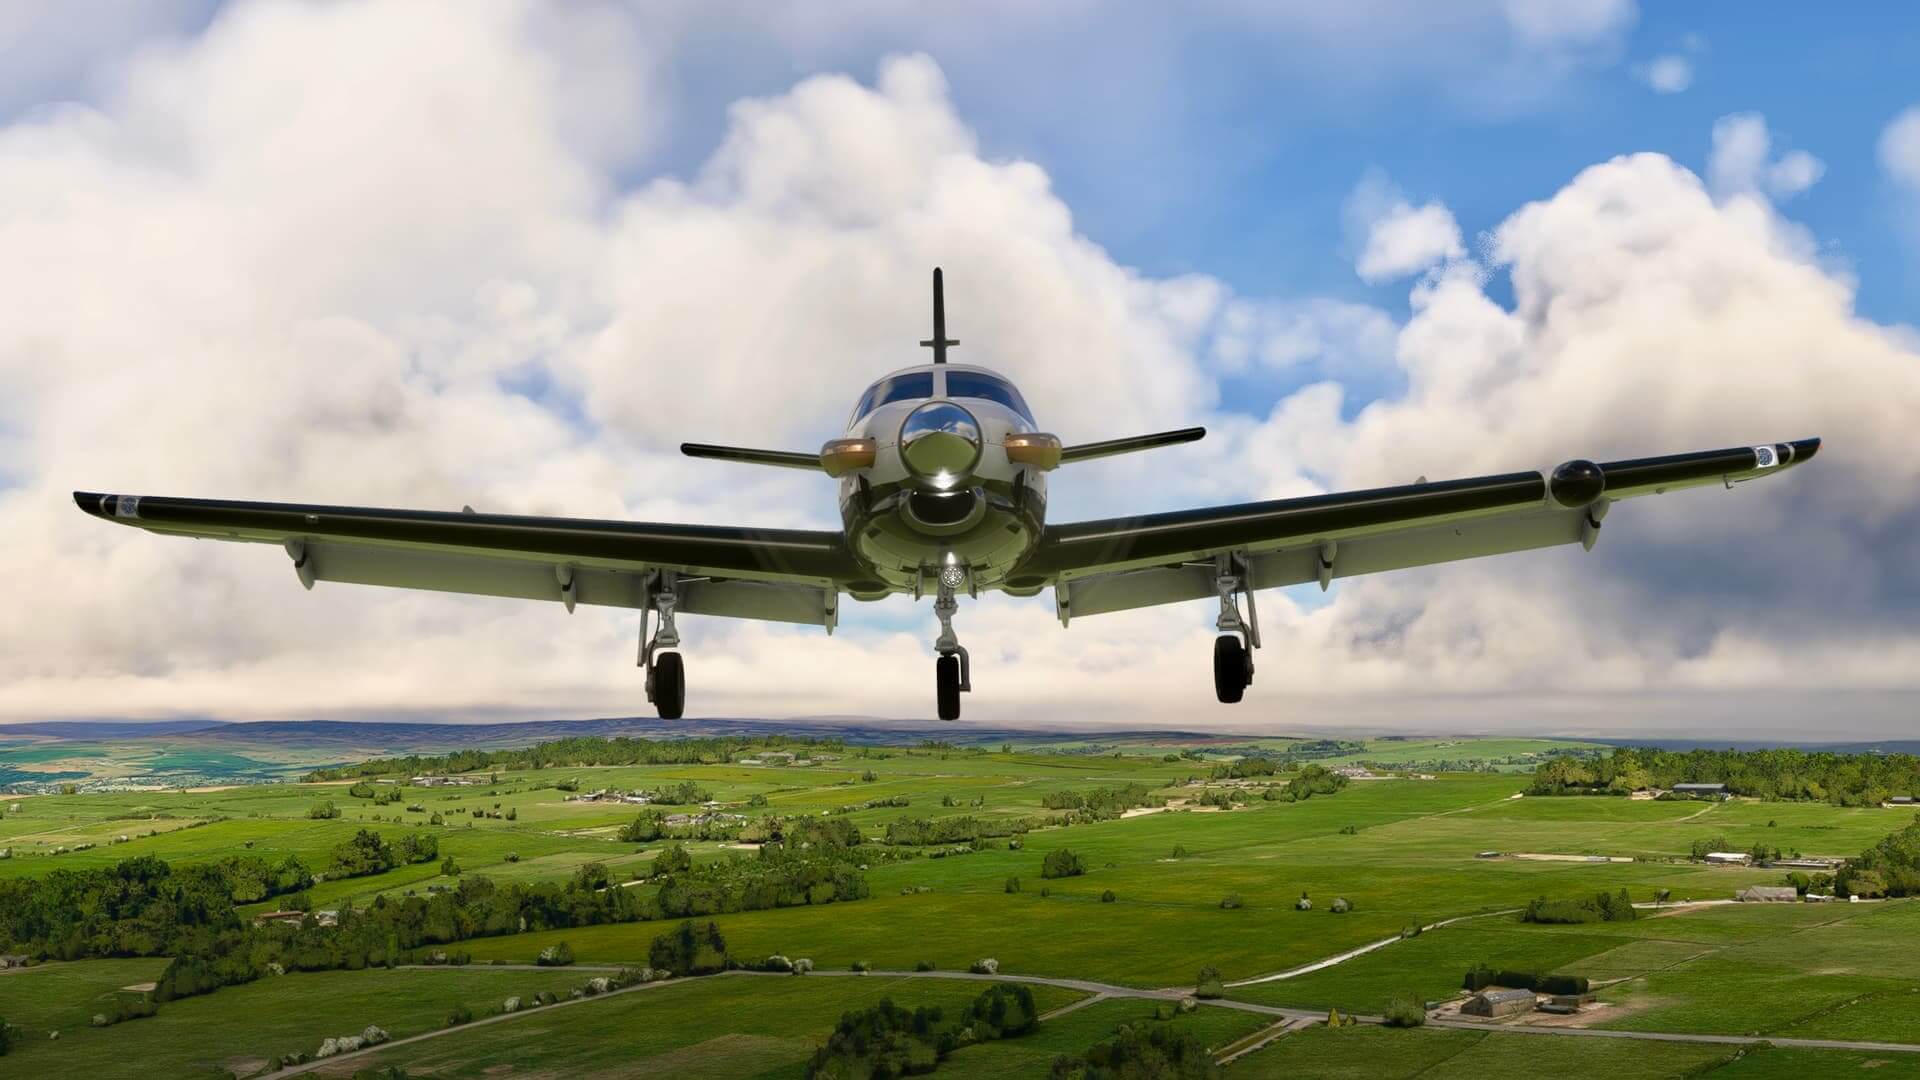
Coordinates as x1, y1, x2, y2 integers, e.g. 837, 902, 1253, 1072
1790, 437, 1821, 463
73, 491, 109, 518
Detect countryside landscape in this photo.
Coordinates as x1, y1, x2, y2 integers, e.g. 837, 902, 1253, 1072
4, 721, 1919, 1078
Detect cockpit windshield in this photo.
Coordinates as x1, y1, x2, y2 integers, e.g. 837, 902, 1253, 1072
944, 371, 1034, 423
850, 372, 935, 424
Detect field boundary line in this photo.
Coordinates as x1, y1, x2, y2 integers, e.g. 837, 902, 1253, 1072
1224, 909, 1521, 987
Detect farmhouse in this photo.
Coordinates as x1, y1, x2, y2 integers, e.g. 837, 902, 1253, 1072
1774, 857, 1839, 870
1333, 765, 1374, 779
1887, 796, 1917, 807
253, 910, 308, 926
1737, 886, 1800, 903
410, 775, 485, 788
760, 752, 796, 765
1461, 988, 1536, 1018
1705, 852, 1752, 866
1673, 782, 1728, 798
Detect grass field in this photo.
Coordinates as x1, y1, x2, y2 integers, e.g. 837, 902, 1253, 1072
3, 736, 1918, 1077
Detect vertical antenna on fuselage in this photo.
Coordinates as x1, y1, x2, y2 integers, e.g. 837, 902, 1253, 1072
919, 267, 958, 364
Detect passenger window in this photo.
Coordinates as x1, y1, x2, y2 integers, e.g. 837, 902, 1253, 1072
944, 372, 1034, 423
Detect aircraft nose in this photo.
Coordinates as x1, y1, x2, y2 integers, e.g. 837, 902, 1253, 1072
899, 401, 982, 489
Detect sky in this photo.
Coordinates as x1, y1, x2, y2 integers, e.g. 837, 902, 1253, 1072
2, 1, 1918, 738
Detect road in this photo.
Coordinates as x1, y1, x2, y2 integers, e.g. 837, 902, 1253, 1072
265, 899, 1920, 1076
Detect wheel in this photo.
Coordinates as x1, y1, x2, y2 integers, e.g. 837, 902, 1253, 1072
653, 651, 685, 720
1213, 635, 1249, 704
936, 654, 962, 721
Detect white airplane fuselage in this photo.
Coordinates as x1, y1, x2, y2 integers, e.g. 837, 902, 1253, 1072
833, 362, 1051, 602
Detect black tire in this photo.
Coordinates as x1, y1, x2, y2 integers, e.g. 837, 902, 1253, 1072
936, 654, 962, 721
653, 652, 686, 720
1213, 635, 1248, 704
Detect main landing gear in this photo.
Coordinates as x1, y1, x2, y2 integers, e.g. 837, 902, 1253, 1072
1212, 553, 1259, 704
932, 575, 971, 721
640, 572, 686, 720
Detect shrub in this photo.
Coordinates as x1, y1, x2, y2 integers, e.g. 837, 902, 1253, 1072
851, 960, 872, 973
970, 958, 999, 975
1041, 848, 1086, 879
445, 1005, 473, 1027
1170, 844, 1187, 859
1005, 877, 1021, 894
1331, 897, 1352, 914
1494, 970, 1537, 991
307, 801, 340, 820
1382, 995, 1426, 1028
1220, 894, 1244, 909
915, 959, 936, 972
1339, 824, 1358, 835
1463, 964, 1497, 992
537, 942, 574, 967
1101, 890, 1116, 903
440, 856, 461, 877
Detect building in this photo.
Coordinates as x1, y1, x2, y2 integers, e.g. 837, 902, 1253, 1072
1887, 796, 1917, 807
1673, 783, 1728, 797
1705, 852, 1751, 866
1475, 851, 1501, 859
1461, 988, 1536, 1018
1773, 858, 1838, 870
1737, 886, 1800, 903
253, 910, 308, 926
0, 955, 30, 969
760, 752, 796, 765
1333, 765, 1374, 780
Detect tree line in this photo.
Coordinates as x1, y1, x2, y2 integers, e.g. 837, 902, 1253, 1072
1529, 746, 1920, 805
305, 734, 842, 782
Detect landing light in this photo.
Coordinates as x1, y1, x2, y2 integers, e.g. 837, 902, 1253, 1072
820, 437, 877, 477
1003, 432, 1062, 470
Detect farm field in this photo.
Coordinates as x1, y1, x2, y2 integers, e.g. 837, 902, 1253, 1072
2, 732, 1917, 1077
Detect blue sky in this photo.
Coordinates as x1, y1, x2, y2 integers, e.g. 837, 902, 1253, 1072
2, 1, 1917, 735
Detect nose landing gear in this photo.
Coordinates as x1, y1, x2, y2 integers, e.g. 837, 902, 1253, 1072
1212, 552, 1258, 704
640, 572, 686, 720
932, 575, 971, 720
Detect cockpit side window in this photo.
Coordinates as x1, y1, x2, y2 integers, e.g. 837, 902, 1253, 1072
944, 371, 1034, 423
850, 372, 935, 423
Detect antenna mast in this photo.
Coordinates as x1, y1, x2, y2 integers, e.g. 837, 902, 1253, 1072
919, 267, 958, 364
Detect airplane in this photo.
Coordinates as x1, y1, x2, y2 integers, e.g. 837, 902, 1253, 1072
76, 268, 1820, 722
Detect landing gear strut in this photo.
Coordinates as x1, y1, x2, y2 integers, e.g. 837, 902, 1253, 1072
932, 575, 971, 720
1212, 552, 1258, 704
640, 572, 686, 720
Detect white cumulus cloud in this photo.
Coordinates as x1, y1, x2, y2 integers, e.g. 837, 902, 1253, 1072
1638, 53, 1692, 93
1346, 172, 1467, 283
1708, 112, 1825, 201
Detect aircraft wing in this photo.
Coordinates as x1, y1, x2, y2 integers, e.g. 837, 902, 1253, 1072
72, 492, 863, 628
1021, 439, 1819, 622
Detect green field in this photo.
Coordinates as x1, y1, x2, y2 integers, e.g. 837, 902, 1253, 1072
2, 734, 1917, 1078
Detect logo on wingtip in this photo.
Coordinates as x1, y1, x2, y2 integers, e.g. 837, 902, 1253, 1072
1753, 445, 1778, 469
114, 495, 140, 519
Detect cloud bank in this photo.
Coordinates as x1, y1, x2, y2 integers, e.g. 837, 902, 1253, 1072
2, 1, 1916, 738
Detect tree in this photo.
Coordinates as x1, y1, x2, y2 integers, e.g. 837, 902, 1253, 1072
648, 920, 727, 975
440, 856, 461, 877
654, 843, 693, 875
619, 811, 667, 843
308, 801, 340, 820
1040, 848, 1085, 879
